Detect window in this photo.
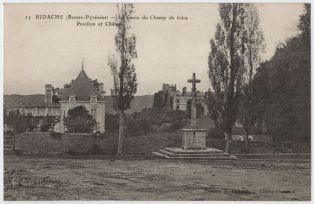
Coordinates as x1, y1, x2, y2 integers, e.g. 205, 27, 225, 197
176, 99, 180, 103
91, 109, 96, 119
69, 96, 75, 104
91, 96, 97, 104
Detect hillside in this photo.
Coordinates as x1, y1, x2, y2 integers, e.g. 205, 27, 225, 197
104, 95, 154, 114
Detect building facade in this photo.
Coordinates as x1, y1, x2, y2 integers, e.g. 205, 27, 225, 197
54, 69, 105, 132
4, 68, 106, 133
172, 87, 209, 116
153, 83, 178, 108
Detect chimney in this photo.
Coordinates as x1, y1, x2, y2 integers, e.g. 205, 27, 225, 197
45, 84, 53, 104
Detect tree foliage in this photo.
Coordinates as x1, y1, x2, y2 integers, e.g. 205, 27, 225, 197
252, 4, 310, 143
298, 4, 310, 37
127, 108, 187, 135
63, 79, 75, 89
237, 5, 265, 152
63, 106, 96, 133
105, 109, 187, 137
108, 3, 138, 111
107, 3, 138, 155
4, 110, 58, 133
208, 3, 251, 153
105, 113, 120, 132
52, 88, 61, 103
92, 79, 102, 91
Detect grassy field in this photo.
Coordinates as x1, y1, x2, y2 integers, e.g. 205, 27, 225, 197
4, 155, 310, 201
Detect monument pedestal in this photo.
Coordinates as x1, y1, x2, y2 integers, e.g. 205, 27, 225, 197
153, 127, 237, 160
182, 128, 207, 150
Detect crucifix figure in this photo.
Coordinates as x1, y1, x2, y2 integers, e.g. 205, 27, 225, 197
187, 73, 201, 128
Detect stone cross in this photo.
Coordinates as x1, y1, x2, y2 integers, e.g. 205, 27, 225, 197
187, 73, 201, 128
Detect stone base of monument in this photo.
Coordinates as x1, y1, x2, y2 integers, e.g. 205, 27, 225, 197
153, 147, 237, 160
182, 128, 207, 150
153, 128, 237, 161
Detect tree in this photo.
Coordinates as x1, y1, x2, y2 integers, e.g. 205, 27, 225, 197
238, 5, 265, 153
252, 4, 310, 144
40, 115, 58, 132
92, 79, 102, 91
208, 3, 248, 153
105, 113, 119, 133
52, 87, 60, 103
298, 4, 310, 38
108, 3, 138, 155
63, 106, 96, 133
64, 79, 74, 89
4, 110, 35, 133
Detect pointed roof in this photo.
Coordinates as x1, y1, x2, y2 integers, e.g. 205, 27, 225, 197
60, 70, 104, 102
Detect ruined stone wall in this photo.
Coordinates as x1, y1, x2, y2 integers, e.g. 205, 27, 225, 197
15, 132, 116, 155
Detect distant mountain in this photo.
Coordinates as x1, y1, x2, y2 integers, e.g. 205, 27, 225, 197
4, 94, 154, 114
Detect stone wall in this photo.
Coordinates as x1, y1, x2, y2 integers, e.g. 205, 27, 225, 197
15, 132, 116, 155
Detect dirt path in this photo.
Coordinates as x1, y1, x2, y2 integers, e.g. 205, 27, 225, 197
4, 155, 311, 200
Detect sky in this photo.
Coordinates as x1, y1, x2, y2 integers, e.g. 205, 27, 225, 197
4, 3, 304, 96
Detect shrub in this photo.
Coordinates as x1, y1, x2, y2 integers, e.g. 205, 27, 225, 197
4, 110, 58, 133
63, 106, 96, 133
127, 108, 186, 135
40, 116, 58, 132
207, 127, 224, 139
50, 132, 63, 140
105, 113, 119, 132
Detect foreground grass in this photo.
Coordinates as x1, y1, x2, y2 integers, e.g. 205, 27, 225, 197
4, 155, 310, 201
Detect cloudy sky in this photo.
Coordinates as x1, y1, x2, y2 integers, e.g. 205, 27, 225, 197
4, 3, 304, 95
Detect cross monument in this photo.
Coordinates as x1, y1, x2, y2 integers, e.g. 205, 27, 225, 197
153, 72, 237, 158
187, 73, 201, 128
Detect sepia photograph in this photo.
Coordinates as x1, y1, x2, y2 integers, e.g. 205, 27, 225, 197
3, 2, 311, 201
